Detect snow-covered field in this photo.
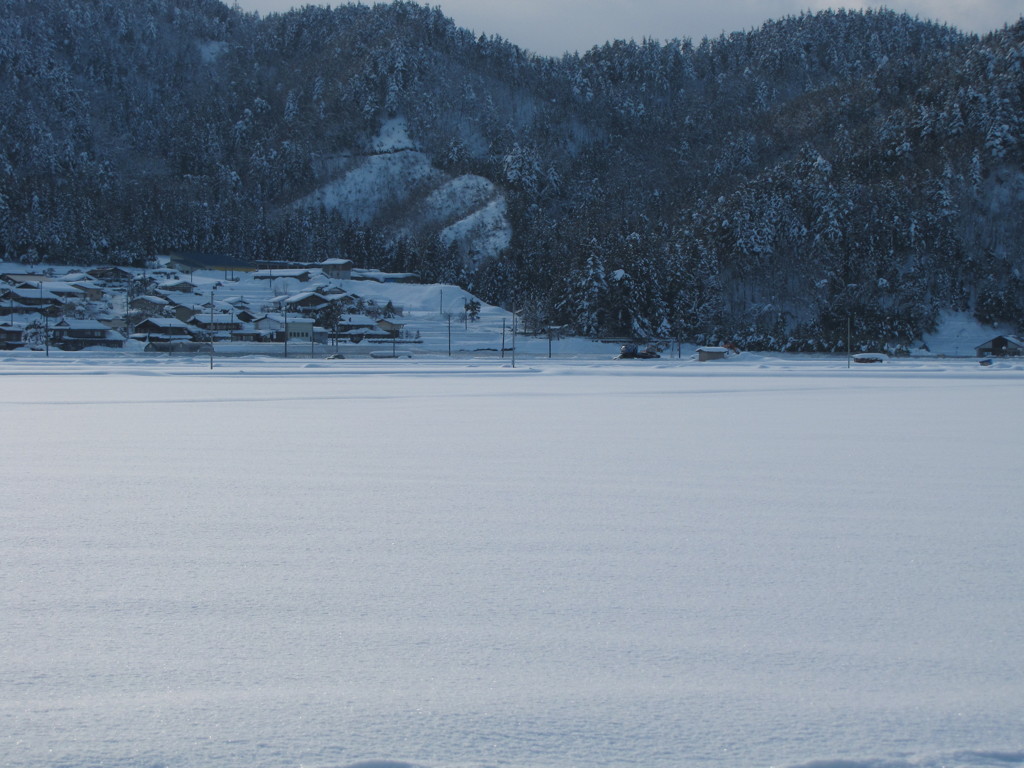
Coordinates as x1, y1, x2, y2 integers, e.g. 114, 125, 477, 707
2, 355, 1022, 768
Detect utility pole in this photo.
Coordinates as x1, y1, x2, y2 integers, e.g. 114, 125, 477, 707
209, 289, 216, 369
283, 304, 288, 358
847, 316, 851, 369
511, 310, 518, 369
41, 284, 49, 357
447, 314, 452, 357
501, 318, 506, 359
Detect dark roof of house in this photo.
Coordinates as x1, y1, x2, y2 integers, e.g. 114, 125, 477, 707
168, 251, 254, 271
976, 335, 1024, 349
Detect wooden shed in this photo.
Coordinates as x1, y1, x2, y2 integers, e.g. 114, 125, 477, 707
697, 346, 730, 362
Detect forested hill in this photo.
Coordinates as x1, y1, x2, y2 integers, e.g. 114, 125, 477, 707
2, 0, 1023, 350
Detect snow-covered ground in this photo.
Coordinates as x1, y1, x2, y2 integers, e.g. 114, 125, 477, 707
2, 357, 1022, 768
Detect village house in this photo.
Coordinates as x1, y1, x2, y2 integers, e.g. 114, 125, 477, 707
130, 295, 170, 315
284, 317, 314, 341
1, 272, 53, 286
335, 314, 379, 334
262, 294, 292, 312
253, 313, 314, 342
0, 321, 25, 348
218, 295, 251, 309
376, 318, 406, 338
318, 258, 354, 280
16, 281, 88, 301
157, 278, 197, 294
253, 269, 312, 282
283, 291, 332, 314
975, 335, 1024, 357
68, 281, 106, 302
230, 325, 266, 342
86, 266, 134, 283
132, 317, 194, 341
165, 299, 203, 323
50, 318, 125, 350
0, 287, 64, 315
98, 314, 127, 333
330, 314, 388, 342
190, 314, 244, 334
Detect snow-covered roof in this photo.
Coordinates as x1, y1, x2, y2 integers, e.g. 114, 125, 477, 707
254, 313, 312, 324
52, 318, 110, 330
4, 287, 62, 301
284, 291, 328, 304
0, 312, 43, 325
138, 317, 191, 329
339, 314, 378, 326
337, 327, 389, 337
193, 313, 240, 323
1, 272, 50, 282
976, 334, 1024, 348
21, 281, 86, 294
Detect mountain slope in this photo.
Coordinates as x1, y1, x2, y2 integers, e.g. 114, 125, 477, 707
1, 0, 1022, 349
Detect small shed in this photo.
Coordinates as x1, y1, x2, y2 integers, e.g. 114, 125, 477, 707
697, 346, 730, 362
975, 335, 1024, 357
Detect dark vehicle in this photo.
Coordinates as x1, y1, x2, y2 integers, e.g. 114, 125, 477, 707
617, 343, 660, 359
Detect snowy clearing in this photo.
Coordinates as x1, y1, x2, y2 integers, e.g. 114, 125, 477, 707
1, 357, 1022, 768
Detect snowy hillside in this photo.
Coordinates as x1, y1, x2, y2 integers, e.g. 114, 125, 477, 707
294, 119, 511, 264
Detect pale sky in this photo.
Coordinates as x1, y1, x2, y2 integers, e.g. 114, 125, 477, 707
231, 0, 1023, 57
